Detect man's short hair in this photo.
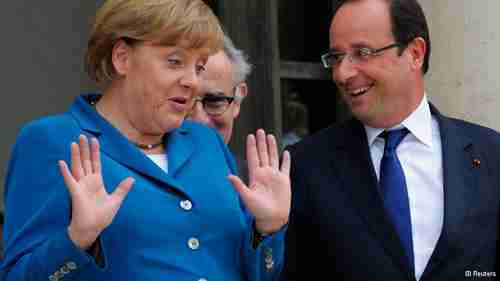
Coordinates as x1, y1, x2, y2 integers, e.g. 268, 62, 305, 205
332, 0, 431, 74
222, 35, 252, 86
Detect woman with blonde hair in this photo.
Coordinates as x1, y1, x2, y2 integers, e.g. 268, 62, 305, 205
1, 1, 290, 280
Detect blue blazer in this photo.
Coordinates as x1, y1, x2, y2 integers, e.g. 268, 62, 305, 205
1, 94, 285, 281
282, 104, 500, 281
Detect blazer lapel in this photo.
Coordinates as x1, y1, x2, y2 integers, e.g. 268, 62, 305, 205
69, 95, 192, 197
165, 127, 194, 177
421, 107, 476, 279
96, 129, 168, 184
331, 119, 416, 279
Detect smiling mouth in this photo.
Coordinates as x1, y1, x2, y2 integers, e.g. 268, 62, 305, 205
346, 84, 374, 97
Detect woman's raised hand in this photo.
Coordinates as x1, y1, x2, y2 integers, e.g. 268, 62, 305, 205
58, 135, 135, 250
228, 129, 291, 235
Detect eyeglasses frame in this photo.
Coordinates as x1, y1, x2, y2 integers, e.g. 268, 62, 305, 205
193, 84, 243, 116
321, 42, 403, 69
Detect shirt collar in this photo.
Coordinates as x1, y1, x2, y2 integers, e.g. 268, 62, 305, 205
364, 94, 433, 147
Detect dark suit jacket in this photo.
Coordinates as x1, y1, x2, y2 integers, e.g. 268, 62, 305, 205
282, 106, 500, 281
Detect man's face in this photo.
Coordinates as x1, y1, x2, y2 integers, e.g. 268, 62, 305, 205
187, 51, 246, 144
330, 0, 424, 128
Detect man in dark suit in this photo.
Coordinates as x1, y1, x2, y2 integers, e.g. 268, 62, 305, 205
281, 0, 500, 280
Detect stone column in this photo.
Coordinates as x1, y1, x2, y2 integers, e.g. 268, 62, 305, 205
420, 0, 500, 131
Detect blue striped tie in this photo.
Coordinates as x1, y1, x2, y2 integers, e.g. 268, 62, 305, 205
380, 128, 414, 270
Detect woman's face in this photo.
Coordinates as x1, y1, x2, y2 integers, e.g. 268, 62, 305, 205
115, 40, 209, 135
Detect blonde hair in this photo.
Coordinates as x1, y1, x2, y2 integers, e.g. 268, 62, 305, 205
85, 0, 224, 85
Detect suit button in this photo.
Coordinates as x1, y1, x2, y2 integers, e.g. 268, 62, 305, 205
66, 261, 77, 270
265, 260, 274, 271
60, 264, 70, 274
180, 200, 192, 211
54, 271, 63, 279
188, 237, 200, 250
49, 275, 57, 281
265, 255, 273, 264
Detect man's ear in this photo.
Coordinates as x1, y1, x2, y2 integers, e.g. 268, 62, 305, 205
232, 82, 248, 118
406, 37, 426, 70
111, 39, 132, 76
236, 83, 248, 100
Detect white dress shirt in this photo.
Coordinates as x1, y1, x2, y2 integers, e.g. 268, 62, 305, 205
364, 95, 443, 281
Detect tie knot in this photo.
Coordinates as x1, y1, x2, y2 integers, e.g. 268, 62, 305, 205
381, 128, 409, 152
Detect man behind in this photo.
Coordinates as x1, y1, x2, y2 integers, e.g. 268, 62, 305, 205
282, 0, 500, 280
188, 34, 250, 144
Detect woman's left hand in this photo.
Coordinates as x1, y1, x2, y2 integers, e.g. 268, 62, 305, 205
228, 129, 291, 235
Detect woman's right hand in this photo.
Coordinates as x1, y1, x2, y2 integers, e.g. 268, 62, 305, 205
58, 135, 135, 250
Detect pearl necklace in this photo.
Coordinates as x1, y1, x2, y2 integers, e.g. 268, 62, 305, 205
133, 141, 163, 150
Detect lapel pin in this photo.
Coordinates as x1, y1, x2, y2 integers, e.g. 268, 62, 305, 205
472, 158, 481, 168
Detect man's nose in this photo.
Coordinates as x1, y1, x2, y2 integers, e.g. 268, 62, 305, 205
332, 56, 358, 85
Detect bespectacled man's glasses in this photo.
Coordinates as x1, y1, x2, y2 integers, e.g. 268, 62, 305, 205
192, 86, 240, 116
321, 43, 402, 69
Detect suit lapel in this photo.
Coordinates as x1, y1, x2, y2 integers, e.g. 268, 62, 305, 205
421, 107, 476, 279
331, 119, 415, 279
324, 105, 478, 279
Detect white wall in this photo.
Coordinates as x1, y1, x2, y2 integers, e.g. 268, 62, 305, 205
421, 0, 500, 131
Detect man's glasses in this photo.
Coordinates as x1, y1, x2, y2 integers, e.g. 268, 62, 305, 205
321, 43, 402, 69
192, 91, 236, 116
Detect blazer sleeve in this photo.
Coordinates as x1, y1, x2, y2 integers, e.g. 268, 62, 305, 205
241, 217, 286, 281
1, 120, 105, 281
